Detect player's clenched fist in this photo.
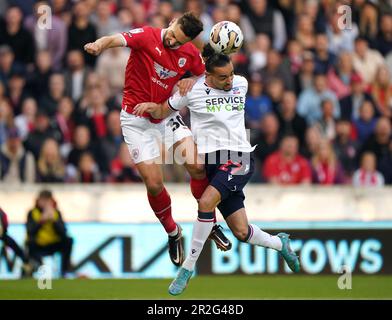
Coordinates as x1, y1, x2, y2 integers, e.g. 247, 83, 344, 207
84, 42, 102, 56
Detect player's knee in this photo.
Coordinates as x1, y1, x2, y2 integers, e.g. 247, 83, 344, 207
145, 180, 164, 196
233, 228, 248, 242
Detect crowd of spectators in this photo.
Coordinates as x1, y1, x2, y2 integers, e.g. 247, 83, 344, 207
0, 0, 391, 186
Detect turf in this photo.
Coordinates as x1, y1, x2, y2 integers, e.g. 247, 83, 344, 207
0, 276, 391, 300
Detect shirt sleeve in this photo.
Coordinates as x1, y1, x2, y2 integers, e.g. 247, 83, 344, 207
188, 51, 205, 76
168, 91, 189, 111
120, 27, 147, 50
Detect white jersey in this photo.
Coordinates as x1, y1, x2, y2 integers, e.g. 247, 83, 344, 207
168, 75, 256, 154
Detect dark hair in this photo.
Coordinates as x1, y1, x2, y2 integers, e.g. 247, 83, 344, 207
38, 189, 53, 199
177, 12, 203, 39
202, 43, 231, 73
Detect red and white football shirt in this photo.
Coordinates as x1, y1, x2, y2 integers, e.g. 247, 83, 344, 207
120, 26, 205, 123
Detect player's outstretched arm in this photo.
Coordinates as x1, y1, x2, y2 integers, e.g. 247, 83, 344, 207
84, 34, 125, 56
133, 101, 173, 119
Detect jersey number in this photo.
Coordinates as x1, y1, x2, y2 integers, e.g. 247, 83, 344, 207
167, 115, 186, 132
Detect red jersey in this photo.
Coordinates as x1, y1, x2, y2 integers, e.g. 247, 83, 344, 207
120, 27, 205, 123
263, 152, 312, 185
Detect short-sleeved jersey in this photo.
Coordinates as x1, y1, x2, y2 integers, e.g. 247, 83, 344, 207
168, 75, 256, 154
120, 27, 205, 123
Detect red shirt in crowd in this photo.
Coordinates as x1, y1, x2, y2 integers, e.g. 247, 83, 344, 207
263, 152, 312, 184
120, 26, 205, 123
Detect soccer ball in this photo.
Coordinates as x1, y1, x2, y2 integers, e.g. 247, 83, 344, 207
209, 21, 244, 54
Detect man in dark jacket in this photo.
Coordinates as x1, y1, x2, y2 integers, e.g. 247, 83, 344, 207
0, 207, 32, 277
26, 190, 73, 277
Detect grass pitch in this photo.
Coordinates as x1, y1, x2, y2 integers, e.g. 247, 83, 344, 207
0, 275, 391, 300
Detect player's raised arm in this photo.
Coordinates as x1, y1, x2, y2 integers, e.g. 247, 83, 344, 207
84, 33, 125, 56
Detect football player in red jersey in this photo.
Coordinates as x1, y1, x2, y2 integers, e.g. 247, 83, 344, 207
84, 12, 231, 266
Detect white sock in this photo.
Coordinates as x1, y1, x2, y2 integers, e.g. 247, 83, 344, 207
168, 225, 179, 237
246, 224, 282, 251
182, 211, 214, 271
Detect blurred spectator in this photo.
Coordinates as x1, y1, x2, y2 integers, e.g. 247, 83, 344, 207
75, 152, 101, 183
297, 74, 340, 125
0, 44, 25, 86
96, 47, 128, 96
52, 0, 73, 25
266, 77, 285, 112
245, 74, 272, 129
243, 0, 287, 52
37, 138, 66, 183
333, 120, 359, 181
117, 7, 134, 32
8, 0, 35, 16
129, 2, 147, 28
14, 97, 37, 141
248, 34, 270, 73
226, 3, 256, 47
149, 14, 166, 29
311, 139, 344, 185
263, 135, 312, 185
251, 113, 281, 165
55, 96, 76, 157
39, 73, 66, 117
326, 9, 359, 54
295, 14, 316, 50
26, 50, 53, 101
353, 152, 385, 187
355, 0, 379, 40
353, 36, 385, 84
7, 71, 29, 116
24, 111, 61, 159
24, 0, 67, 71
91, 0, 122, 38
369, 65, 392, 118
286, 39, 303, 76
315, 99, 337, 141
360, 117, 392, 165
376, 13, 392, 56
64, 50, 90, 103
294, 50, 315, 95
276, 91, 307, 146
327, 51, 357, 99
78, 87, 109, 140
259, 50, 294, 91
67, 125, 106, 177
0, 6, 35, 65
101, 110, 122, 165
68, 0, 98, 67
0, 100, 14, 146
26, 189, 73, 277
110, 142, 142, 182
339, 73, 377, 121
314, 33, 336, 74
354, 100, 378, 144
301, 125, 322, 159
0, 127, 36, 183
185, 0, 214, 43
379, 142, 392, 184
158, 0, 175, 24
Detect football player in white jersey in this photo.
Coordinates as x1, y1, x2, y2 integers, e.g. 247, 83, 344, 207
134, 45, 300, 295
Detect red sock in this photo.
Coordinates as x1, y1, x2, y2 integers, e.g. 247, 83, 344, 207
190, 177, 216, 223
147, 188, 177, 234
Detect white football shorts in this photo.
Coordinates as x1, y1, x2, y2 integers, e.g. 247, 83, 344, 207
120, 109, 192, 164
